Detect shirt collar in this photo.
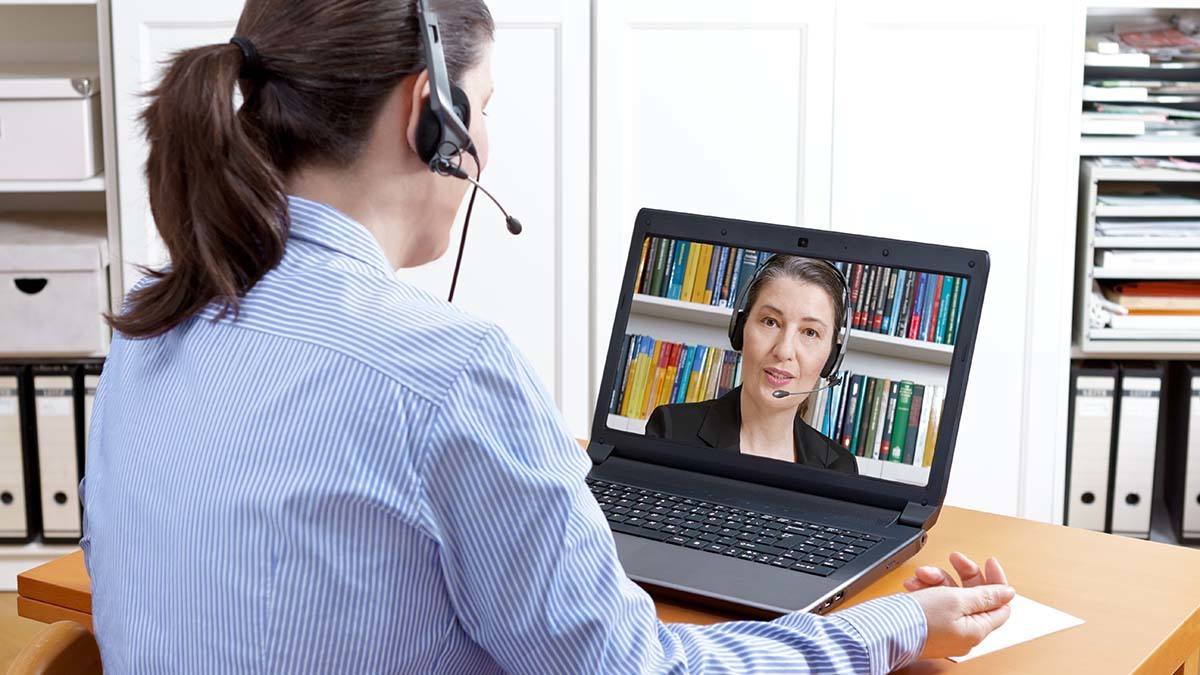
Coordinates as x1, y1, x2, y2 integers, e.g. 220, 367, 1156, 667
285, 195, 394, 275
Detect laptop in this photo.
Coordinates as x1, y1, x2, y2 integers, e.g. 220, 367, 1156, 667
585, 208, 989, 617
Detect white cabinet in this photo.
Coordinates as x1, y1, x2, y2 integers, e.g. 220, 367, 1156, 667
830, 0, 1080, 518
109, 0, 245, 281
593, 0, 837, 388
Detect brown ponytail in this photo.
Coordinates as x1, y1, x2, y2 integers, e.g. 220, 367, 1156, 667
109, 0, 495, 338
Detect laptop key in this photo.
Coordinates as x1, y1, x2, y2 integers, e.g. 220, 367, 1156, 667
859, 534, 882, 543
770, 558, 791, 568
832, 535, 857, 545
685, 539, 707, 549
823, 560, 845, 569
699, 532, 719, 542
609, 521, 667, 541
704, 544, 727, 554
844, 546, 865, 555
717, 536, 738, 546
666, 535, 690, 546
789, 562, 834, 577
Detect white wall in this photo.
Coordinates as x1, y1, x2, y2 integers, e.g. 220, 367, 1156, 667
109, 0, 1083, 520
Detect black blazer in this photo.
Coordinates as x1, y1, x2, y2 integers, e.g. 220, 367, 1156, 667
645, 386, 859, 475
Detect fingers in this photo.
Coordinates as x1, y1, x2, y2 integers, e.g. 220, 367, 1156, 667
965, 602, 1013, 644
903, 565, 954, 591
950, 552, 985, 587
983, 557, 1008, 586
963, 584, 1016, 615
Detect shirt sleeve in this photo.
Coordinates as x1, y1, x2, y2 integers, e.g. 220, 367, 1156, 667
419, 325, 927, 674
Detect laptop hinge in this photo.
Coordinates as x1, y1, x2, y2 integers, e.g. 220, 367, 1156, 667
899, 502, 936, 529
588, 442, 615, 465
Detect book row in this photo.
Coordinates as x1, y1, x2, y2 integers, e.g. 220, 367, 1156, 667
830, 262, 967, 346
633, 236, 770, 309
803, 373, 945, 468
609, 334, 743, 421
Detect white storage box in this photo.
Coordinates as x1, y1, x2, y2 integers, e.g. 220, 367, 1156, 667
0, 65, 103, 180
0, 212, 109, 356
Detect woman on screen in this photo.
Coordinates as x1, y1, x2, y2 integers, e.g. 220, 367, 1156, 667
646, 255, 858, 475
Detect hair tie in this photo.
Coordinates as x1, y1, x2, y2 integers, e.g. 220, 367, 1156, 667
229, 36, 262, 79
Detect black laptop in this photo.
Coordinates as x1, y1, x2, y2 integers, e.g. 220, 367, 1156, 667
586, 208, 989, 616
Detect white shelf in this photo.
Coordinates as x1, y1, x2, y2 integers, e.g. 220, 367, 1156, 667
0, 541, 79, 592
1072, 341, 1200, 359
0, 0, 96, 5
1086, 166, 1200, 183
1084, 328, 1200, 343
607, 413, 648, 435
1094, 203, 1200, 218
1092, 268, 1200, 280
854, 456, 929, 486
629, 294, 955, 365
0, 173, 105, 193
1093, 236, 1200, 249
1080, 136, 1200, 157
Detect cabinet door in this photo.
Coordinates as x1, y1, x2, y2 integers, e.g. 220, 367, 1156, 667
594, 0, 836, 391
109, 0, 245, 281
109, 0, 591, 435
831, 0, 1078, 518
395, 0, 591, 435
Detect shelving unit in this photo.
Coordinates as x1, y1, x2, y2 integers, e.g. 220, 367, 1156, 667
619, 291, 948, 487
0, 0, 119, 589
0, 542, 79, 591
0, 173, 105, 193
1068, 6, 1200, 550
630, 295, 955, 366
1075, 160, 1200, 356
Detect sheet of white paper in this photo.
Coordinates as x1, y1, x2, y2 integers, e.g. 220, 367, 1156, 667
946, 594, 1085, 663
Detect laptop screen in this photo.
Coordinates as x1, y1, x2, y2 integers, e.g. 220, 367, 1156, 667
603, 234, 969, 488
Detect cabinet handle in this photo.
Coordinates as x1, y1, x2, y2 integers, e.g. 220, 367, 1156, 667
14, 278, 48, 295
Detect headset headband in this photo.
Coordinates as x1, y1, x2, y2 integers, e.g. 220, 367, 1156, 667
415, 0, 473, 161
727, 255, 852, 383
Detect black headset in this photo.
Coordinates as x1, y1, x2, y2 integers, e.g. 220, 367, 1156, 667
414, 0, 521, 301
727, 255, 852, 385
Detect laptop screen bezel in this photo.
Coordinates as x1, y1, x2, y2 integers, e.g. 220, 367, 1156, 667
589, 208, 990, 513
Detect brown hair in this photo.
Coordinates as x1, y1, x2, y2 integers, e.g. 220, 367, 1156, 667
743, 255, 847, 419
109, 0, 495, 338
744, 256, 847, 333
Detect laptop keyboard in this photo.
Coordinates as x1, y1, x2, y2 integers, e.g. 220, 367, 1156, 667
587, 478, 882, 578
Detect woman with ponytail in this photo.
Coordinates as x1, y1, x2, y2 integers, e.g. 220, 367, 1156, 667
82, 1, 1012, 671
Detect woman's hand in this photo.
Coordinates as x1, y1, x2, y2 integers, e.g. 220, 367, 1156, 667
902, 551, 1007, 591
903, 552, 1015, 659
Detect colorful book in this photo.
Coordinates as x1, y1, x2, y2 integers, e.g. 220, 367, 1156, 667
718, 246, 736, 306
664, 240, 684, 299
879, 382, 899, 459
935, 275, 953, 343
896, 271, 916, 338
700, 245, 718, 304
908, 273, 927, 340
839, 375, 862, 449
881, 269, 900, 334
923, 387, 944, 468
848, 375, 869, 455
903, 384, 924, 465
925, 275, 944, 342
853, 377, 876, 455
870, 379, 892, 459
950, 280, 967, 345
914, 384, 933, 465
888, 381, 914, 462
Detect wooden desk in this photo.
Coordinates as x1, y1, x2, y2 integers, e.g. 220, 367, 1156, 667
17, 507, 1200, 673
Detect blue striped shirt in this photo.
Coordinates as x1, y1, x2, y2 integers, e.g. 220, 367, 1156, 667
81, 196, 926, 673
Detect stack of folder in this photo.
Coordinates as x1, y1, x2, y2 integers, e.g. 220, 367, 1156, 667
1066, 361, 1165, 539
0, 360, 100, 544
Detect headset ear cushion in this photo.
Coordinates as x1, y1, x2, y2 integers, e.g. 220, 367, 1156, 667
728, 311, 746, 352
820, 331, 841, 379
415, 97, 440, 165
450, 84, 471, 130
414, 85, 472, 166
